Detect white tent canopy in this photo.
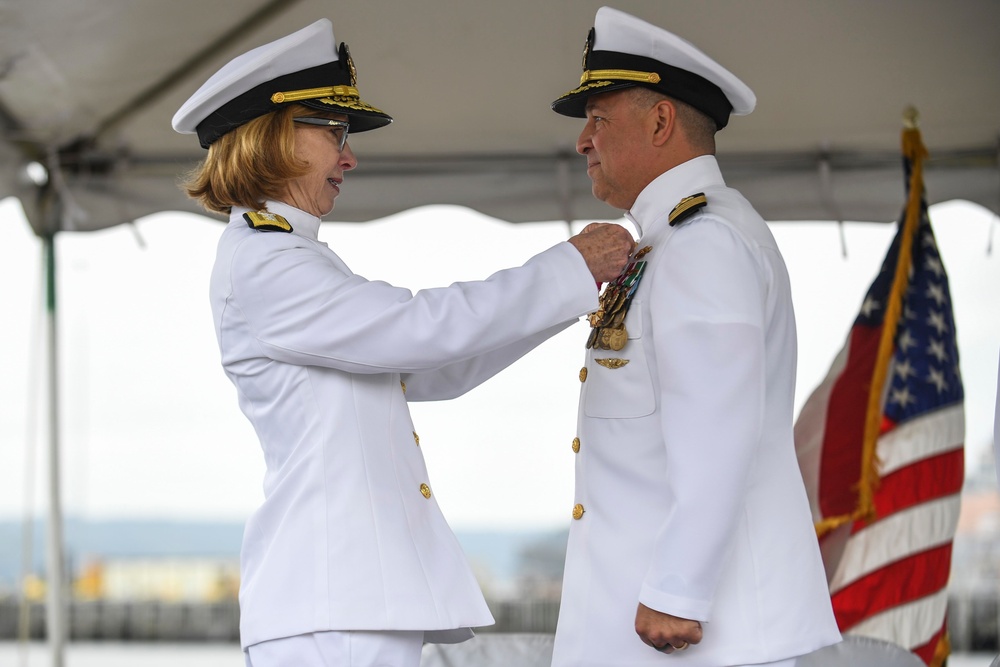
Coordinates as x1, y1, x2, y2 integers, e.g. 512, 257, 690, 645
1, 0, 998, 235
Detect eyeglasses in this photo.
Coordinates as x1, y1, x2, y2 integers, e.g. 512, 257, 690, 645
292, 117, 350, 151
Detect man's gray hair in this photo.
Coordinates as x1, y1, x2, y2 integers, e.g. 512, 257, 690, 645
628, 87, 717, 154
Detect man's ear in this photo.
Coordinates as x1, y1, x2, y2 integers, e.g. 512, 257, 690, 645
650, 99, 675, 147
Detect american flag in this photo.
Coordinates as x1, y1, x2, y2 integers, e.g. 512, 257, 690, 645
794, 127, 964, 667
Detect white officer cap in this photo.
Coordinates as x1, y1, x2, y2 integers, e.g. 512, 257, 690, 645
552, 6, 755, 130
172, 18, 392, 148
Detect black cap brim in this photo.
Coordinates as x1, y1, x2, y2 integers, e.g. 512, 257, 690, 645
551, 80, 641, 118
299, 98, 392, 133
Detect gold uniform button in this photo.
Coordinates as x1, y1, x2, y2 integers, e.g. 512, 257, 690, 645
572, 503, 585, 520
413, 431, 420, 446
572, 437, 581, 453
579, 367, 588, 382
420, 483, 432, 499
400, 380, 407, 394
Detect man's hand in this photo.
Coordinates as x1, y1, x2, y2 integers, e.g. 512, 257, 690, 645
567, 223, 634, 284
635, 603, 703, 654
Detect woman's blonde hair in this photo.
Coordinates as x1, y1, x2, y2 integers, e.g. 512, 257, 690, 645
181, 104, 333, 215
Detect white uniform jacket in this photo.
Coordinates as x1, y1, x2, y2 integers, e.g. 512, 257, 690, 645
210, 201, 599, 649
553, 157, 841, 666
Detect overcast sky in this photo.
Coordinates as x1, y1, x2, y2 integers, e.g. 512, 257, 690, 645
0, 196, 997, 530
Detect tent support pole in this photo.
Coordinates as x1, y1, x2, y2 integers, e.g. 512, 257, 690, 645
43, 232, 66, 667
818, 149, 847, 258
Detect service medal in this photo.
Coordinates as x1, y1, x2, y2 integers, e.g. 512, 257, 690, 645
608, 326, 628, 351
599, 328, 614, 350
586, 248, 650, 349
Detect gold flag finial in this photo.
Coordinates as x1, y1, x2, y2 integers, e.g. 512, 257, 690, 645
902, 105, 919, 129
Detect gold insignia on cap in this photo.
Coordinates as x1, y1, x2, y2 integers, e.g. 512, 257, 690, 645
342, 43, 358, 87
581, 27, 595, 70
315, 97, 387, 114
244, 211, 292, 233
669, 193, 708, 227
271, 85, 360, 104
595, 358, 630, 369
557, 80, 616, 100
580, 69, 661, 86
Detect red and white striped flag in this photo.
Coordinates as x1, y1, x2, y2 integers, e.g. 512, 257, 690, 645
794, 125, 964, 667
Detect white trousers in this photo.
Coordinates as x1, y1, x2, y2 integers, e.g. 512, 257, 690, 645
244, 630, 424, 667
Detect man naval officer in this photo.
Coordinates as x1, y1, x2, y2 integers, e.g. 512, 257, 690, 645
171, 17, 633, 667
548, 7, 842, 667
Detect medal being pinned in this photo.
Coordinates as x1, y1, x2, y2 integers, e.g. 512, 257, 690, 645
587, 245, 651, 350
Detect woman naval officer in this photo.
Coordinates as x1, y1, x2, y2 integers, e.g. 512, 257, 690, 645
171, 18, 633, 667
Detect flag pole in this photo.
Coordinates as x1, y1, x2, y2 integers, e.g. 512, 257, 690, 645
796, 106, 963, 665
855, 106, 928, 523
813, 107, 929, 539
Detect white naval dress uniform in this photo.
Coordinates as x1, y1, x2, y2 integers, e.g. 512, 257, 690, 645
552, 156, 841, 666
209, 200, 599, 652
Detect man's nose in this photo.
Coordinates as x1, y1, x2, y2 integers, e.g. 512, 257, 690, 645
576, 125, 594, 155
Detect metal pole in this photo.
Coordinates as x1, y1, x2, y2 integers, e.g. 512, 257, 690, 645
43, 232, 66, 667
17, 243, 44, 667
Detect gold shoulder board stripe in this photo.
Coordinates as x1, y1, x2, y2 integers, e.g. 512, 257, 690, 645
244, 211, 292, 233
668, 193, 707, 227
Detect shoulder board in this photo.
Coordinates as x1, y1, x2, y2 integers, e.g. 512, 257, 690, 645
244, 211, 292, 233
668, 192, 708, 227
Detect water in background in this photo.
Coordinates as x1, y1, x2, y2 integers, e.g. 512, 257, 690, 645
0, 642, 244, 666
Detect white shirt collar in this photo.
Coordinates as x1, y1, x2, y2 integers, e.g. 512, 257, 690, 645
625, 155, 725, 237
